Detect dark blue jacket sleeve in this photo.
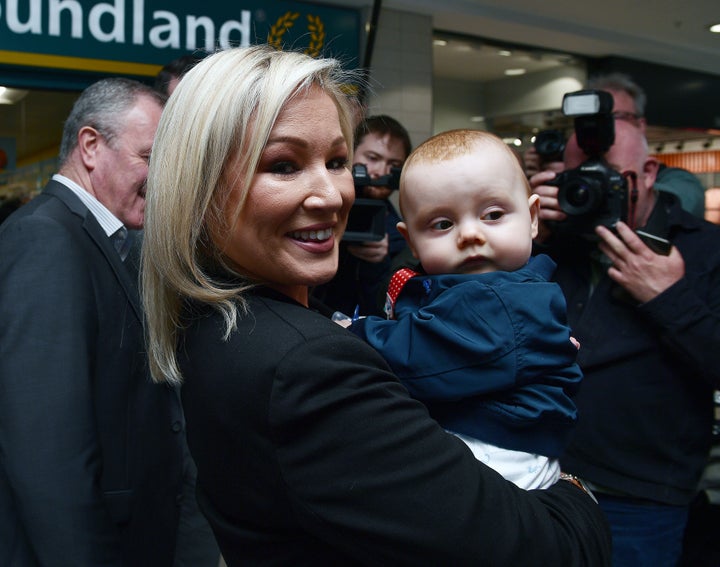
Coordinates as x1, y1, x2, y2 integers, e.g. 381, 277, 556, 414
352, 276, 581, 403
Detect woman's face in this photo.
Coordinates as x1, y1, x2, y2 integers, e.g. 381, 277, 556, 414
220, 86, 354, 305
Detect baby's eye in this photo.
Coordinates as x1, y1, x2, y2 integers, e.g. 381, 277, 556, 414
270, 162, 298, 175
483, 210, 505, 221
431, 219, 453, 230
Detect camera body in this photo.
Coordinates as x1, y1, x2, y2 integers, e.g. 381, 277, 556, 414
552, 157, 628, 237
548, 90, 629, 238
343, 164, 401, 242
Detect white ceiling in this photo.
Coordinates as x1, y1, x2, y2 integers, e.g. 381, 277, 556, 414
432, 32, 583, 83
363, 0, 720, 145
376, 0, 720, 80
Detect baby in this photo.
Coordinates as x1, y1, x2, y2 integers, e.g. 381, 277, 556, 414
350, 129, 582, 489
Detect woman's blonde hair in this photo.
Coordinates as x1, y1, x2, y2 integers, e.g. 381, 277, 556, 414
142, 45, 357, 385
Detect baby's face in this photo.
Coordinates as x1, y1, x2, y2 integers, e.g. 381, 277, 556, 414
398, 143, 538, 275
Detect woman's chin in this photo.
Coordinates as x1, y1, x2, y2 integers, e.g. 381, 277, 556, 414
307, 266, 339, 287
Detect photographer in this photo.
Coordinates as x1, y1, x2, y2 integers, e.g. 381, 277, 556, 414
531, 91, 720, 567
311, 115, 411, 317
586, 73, 706, 218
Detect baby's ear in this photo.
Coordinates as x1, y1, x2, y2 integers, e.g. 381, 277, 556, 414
396, 222, 419, 259
528, 194, 540, 238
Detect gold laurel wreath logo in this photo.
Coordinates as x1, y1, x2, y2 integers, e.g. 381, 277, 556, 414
267, 12, 326, 56
267, 12, 300, 49
305, 14, 325, 57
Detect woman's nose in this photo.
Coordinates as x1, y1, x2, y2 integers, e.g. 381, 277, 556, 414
305, 170, 350, 210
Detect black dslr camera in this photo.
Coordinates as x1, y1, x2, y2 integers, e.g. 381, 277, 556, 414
548, 90, 628, 239
343, 164, 401, 242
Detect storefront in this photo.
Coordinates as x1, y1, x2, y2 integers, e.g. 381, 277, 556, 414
0, 0, 363, 198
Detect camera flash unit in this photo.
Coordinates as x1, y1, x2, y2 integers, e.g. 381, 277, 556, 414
562, 90, 613, 117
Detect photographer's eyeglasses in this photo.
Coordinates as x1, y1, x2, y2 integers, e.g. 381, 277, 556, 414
612, 110, 643, 127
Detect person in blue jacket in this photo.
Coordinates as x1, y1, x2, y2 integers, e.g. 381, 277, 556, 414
351, 129, 583, 490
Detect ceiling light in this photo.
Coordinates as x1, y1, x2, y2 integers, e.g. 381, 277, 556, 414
709, 23, 720, 33
504, 68, 526, 76
0, 87, 29, 104
470, 116, 485, 123
498, 50, 512, 57
433, 39, 448, 46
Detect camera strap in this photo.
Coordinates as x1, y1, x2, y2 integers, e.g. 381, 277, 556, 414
623, 171, 639, 229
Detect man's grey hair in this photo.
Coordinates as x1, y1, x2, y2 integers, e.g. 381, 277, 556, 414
586, 72, 647, 117
58, 77, 166, 167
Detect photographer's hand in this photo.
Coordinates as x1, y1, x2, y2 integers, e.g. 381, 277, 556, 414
524, 146, 541, 178
347, 234, 389, 263
530, 170, 566, 243
596, 222, 685, 304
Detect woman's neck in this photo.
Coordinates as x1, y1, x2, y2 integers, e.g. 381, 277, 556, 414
266, 283, 309, 307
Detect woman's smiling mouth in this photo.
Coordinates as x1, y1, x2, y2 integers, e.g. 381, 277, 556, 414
288, 228, 333, 242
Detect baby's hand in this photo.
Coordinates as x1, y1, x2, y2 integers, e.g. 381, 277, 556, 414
570, 336, 580, 350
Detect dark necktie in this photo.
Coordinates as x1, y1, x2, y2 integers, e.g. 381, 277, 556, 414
112, 226, 132, 261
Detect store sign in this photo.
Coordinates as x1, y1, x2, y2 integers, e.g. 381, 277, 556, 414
0, 0, 360, 77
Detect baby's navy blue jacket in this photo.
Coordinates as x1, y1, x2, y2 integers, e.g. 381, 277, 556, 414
351, 254, 582, 458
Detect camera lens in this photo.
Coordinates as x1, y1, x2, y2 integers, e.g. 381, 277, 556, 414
558, 174, 603, 216
566, 183, 591, 208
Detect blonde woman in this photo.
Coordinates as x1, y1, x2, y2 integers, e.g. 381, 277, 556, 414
142, 45, 610, 566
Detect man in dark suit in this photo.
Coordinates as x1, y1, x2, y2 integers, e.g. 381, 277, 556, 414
0, 78, 184, 566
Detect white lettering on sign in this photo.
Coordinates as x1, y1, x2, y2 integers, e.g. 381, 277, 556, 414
6, 0, 42, 34
1, 0, 251, 50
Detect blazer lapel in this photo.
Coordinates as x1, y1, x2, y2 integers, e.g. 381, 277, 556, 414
44, 181, 143, 322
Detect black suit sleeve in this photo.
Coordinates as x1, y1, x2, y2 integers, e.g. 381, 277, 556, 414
0, 214, 123, 566
271, 334, 611, 566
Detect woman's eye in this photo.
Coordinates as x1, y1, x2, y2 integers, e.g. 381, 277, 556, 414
431, 219, 453, 230
270, 162, 297, 175
328, 158, 349, 171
